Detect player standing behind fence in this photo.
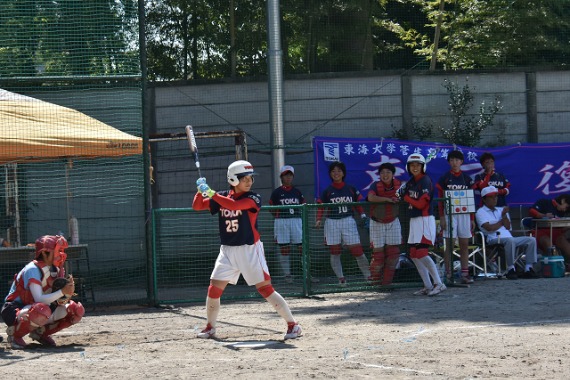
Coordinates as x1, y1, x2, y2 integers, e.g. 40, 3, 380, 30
473, 152, 511, 206
400, 154, 446, 296
315, 161, 371, 286
192, 160, 302, 340
269, 165, 305, 283
436, 150, 475, 284
367, 162, 402, 286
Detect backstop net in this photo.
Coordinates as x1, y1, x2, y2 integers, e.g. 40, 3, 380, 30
0, 1, 145, 306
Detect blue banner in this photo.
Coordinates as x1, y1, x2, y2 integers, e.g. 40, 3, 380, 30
313, 137, 570, 206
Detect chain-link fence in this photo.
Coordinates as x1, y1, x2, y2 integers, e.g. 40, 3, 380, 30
151, 203, 463, 305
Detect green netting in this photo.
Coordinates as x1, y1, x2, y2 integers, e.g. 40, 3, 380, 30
0, 1, 139, 78
0, 2, 144, 307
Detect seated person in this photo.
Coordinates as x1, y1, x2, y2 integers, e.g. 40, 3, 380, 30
475, 186, 539, 280
528, 194, 570, 259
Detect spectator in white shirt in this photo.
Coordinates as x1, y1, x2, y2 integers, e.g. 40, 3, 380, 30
475, 186, 539, 279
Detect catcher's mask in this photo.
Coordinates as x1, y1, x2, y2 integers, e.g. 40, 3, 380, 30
35, 235, 68, 267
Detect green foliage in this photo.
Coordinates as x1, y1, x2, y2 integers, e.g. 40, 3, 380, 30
3, 1, 570, 80
439, 79, 502, 146
394, 0, 570, 69
392, 78, 503, 146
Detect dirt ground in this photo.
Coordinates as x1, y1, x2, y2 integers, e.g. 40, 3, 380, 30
1, 276, 570, 379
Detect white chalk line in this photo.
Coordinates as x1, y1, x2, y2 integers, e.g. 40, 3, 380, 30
343, 317, 570, 376
405, 317, 570, 336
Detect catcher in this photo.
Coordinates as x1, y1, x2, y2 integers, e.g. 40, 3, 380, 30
1, 235, 85, 349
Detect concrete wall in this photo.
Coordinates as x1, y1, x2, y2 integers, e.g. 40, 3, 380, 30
149, 69, 570, 205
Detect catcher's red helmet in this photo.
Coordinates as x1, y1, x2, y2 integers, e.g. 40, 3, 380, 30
35, 235, 68, 267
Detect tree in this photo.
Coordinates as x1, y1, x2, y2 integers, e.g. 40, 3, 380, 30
392, 78, 502, 146
282, 0, 385, 74
392, 0, 570, 69
439, 79, 502, 146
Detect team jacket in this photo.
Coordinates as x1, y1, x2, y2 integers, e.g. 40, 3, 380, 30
529, 198, 566, 219
269, 185, 305, 218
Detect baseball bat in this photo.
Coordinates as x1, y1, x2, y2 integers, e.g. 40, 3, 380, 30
185, 125, 202, 178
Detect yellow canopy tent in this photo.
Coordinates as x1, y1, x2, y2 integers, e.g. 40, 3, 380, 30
0, 88, 141, 163
0, 88, 142, 245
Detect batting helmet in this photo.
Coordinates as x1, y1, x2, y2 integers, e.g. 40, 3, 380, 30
227, 160, 256, 186
406, 153, 427, 175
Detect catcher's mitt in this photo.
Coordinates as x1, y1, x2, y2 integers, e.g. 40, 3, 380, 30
52, 276, 76, 305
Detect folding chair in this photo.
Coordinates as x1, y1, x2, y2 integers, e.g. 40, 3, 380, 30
440, 235, 488, 279
476, 230, 530, 278
520, 217, 534, 236
471, 231, 504, 278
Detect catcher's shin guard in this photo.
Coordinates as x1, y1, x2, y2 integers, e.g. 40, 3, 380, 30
16, 303, 52, 336
369, 250, 385, 284
41, 301, 84, 337
382, 246, 400, 285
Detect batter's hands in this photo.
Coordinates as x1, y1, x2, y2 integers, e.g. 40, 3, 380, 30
198, 183, 216, 198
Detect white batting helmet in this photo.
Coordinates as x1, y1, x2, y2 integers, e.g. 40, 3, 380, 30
406, 153, 427, 175
227, 160, 256, 186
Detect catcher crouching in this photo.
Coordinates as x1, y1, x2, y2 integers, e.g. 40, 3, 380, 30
1, 235, 85, 349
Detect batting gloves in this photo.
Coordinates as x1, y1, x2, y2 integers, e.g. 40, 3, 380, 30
198, 183, 216, 198
196, 177, 207, 186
